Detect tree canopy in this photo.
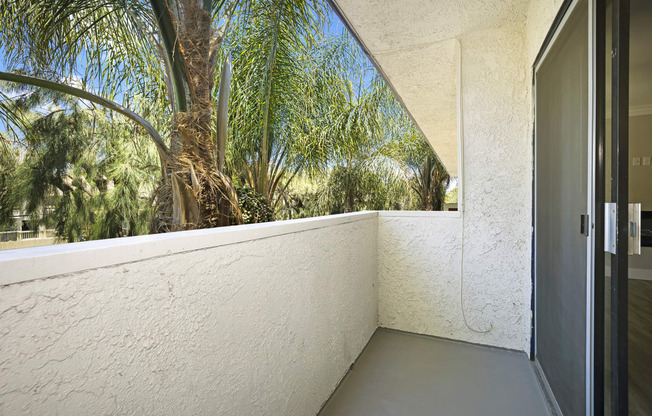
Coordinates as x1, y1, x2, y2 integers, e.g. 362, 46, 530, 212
0, 0, 452, 243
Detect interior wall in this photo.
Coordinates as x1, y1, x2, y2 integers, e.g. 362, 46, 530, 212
629, 114, 652, 210
605, 114, 652, 209
629, 114, 652, 275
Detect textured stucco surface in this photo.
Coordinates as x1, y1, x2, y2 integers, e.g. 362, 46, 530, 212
378, 215, 463, 336
375, 1, 566, 354
377, 210, 530, 352
525, 0, 566, 67
0, 218, 377, 415
456, 22, 534, 353
334, 0, 530, 56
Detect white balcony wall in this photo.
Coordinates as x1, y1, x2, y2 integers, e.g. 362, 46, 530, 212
0, 213, 378, 415
377, 209, 532, 351
378, 212, 463, 334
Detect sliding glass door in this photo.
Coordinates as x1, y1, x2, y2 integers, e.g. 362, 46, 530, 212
534, 0, 631, 414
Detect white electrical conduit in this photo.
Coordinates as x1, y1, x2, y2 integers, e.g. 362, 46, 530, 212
456, 38, 493, 334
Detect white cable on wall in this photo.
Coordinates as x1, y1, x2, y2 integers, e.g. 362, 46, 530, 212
456, 38, 493, 334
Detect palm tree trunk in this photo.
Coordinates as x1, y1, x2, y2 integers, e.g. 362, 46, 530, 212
152, 0, 241, 231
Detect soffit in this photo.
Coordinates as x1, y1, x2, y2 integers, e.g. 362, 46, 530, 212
331, 0, 530, 176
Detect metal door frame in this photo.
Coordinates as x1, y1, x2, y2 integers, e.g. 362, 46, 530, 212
593, 0, 630, 414
607, 0, 630, 415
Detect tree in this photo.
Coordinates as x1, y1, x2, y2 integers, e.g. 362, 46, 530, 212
1, 0, 442, 235
398, 128, 450, 211
225, 2, 333, 209
323, 58, 388, 212
0, 0, 325, 232
0, 86, 160, 240
269, 33, 426, 216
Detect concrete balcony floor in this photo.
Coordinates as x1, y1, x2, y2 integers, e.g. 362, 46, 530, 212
319, 329, 553, 416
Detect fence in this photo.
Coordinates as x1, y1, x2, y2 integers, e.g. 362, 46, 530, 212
0, 230, 55, 242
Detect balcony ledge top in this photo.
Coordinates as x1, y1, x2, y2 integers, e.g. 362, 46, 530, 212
0, 210, 460, 286
0, 211, 379, 286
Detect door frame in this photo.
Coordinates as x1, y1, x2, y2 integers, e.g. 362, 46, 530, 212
607, 0, 630, 415
596, 0, 630, 414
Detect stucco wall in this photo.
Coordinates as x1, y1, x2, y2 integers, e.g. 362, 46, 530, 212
0, 214, 378, 415
378, 213, 463, 335
377, 18, 545, 354
456, 22, 534, 353
377, 208, 530, 352
452, 1, 565, 353
375, 3, 565, 354
525, 0, 565, 66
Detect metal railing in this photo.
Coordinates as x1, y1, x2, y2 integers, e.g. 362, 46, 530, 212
0, 230, 55, 242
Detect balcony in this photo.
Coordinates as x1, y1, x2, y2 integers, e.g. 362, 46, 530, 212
0, 211, 549, 415
0, 229, 58, 250
2, 0, 628, 413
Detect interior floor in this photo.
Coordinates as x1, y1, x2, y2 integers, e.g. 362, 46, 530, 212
319, 329, 552, 416
605, 278, 652, 415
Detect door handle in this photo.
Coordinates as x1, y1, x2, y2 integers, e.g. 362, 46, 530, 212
605, 203, 616, 254
580, 214, 590, 237
628, 203, 641, 255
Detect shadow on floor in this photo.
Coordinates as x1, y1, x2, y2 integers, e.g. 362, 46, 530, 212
319, 329, 552, 416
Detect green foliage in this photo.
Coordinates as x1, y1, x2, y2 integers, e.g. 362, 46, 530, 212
236, 185, 274, 224
0, 0, 168, 108
0, 90, 159, 240
274, 173, 323, 220
0, 0, 450, 245
0, 140, 21, 229
224, 0, 330, 205
320, 165, 410, 214
445, 186, 458, 204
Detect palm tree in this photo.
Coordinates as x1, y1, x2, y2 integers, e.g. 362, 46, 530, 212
411, 153, 450, 211
225, 2, 333, 209
399, 131, 450, 211
325, 66, 397, 212
0, 0, 324, 231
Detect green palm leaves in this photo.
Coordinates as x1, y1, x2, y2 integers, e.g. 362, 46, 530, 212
0, 0, 449, 240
